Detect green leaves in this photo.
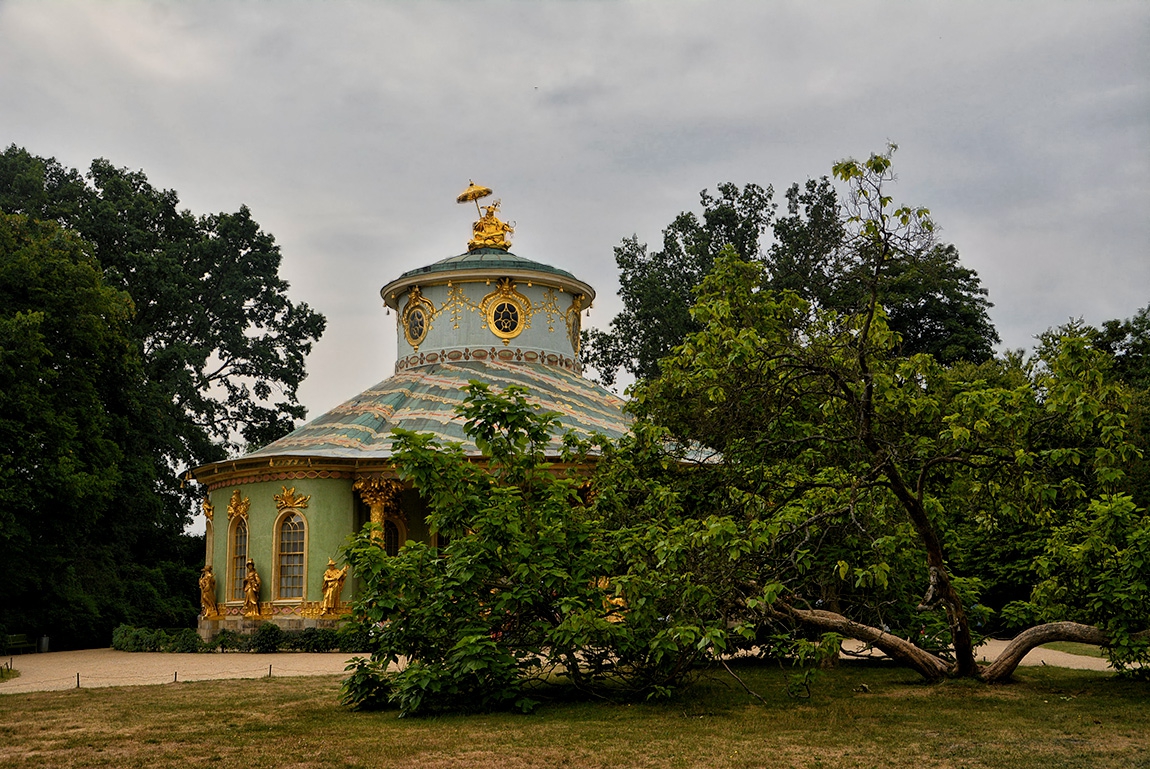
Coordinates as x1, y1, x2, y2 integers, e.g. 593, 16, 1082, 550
0, 145, 324, 647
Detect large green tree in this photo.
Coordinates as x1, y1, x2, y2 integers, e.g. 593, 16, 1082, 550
584, 170, 998, 387
0, 146, 325, 646
0, 214, 198, 643
625, 149, 1147, 681
0, 146, 326, 461
583, 182, 775, 385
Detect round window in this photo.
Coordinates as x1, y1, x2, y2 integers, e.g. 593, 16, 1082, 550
491, 301, 520, 334
407, 307, 426, 341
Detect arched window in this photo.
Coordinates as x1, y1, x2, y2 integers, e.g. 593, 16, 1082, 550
277, 512, 306, 599
231, 518, 248, 602
383, 520, 400, 557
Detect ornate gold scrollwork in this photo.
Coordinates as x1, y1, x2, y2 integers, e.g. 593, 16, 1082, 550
226, 489, 250, 521
535, 288, 562, 332
401, 286, 436, 350
442, 282, 478, 329
202, 498, 215, 522
479, 278, 532, 345
273, 485, 311, 512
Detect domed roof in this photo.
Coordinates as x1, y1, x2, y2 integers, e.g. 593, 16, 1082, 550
381, 249, 595, 309
397, 248, 577, 281
244, 359, 627, 460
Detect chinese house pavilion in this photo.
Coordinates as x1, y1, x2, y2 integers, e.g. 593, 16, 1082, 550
192, 184, 629, 636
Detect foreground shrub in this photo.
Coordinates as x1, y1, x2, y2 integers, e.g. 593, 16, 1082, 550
167, 628, 203, 653
287, 627, 340, 653
342, 385, 711, 716
249, 622, 286, 653
337, 622, 374, 654
112, 625, 205, 652
211, 629, 248, 652
339, 657, 395, 711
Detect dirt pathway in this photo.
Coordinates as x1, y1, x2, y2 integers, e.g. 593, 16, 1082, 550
0, 648, 356, 694
0, 639, 1114, 696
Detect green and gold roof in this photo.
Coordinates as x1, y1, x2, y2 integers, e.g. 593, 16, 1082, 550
245, 359, 626, 460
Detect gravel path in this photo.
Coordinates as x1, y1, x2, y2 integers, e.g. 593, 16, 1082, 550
0, 648, 357, 694
0, 640, 1112, 695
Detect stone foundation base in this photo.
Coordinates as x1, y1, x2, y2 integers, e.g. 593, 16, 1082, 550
197, 615, 348, 641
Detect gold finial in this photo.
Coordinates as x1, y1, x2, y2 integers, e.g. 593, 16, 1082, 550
457, 181, 514, 251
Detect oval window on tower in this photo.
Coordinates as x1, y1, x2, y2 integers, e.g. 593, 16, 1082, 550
491, 301, 520, 334
402, 289, 433, 349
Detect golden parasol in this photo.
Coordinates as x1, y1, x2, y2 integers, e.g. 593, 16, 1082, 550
457, 180, 493, 216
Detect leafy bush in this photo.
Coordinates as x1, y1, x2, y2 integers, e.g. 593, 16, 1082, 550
337, 622, 374, 654
339, 657, 395, 711
249, 622, 286, 653
342, 384, 710, 716
287, 627, 340, 653
213, 629, 247, 652
112, 625, 205, 652
112, 625, 164, 652
167, 628, 204, 653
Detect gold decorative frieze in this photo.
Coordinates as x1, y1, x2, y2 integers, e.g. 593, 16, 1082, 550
394, 347, 580, 374
443, 282, 478, 329
300, 601, 351, 620
226, 489, 250, 521
273, 485, 311, 513
535, 288, 562, 332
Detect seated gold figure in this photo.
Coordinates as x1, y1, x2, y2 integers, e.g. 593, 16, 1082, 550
468, 201, 514, 251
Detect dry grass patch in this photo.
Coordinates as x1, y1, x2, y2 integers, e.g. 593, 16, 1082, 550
1041, 641, 1107, 658
0, 661, 1146, 769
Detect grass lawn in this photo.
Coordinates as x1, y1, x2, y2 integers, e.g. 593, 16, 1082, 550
0, 660, 1146, 769
1041, 642, 1108, 658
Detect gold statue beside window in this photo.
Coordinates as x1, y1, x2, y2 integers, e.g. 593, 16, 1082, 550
321, 559, 349, 615
199, 566, 218, 617
457, 181, 514, 251
242, 559, 261, 618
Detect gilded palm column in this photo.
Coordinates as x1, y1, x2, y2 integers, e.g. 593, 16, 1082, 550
353, 477, 406, 539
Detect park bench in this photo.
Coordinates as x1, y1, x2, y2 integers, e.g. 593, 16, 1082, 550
5, 634, 37, 654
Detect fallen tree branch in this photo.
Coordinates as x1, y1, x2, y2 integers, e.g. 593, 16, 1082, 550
768, 603, 951, 681
980, 622, 1148, 683
719, 658, 770, 706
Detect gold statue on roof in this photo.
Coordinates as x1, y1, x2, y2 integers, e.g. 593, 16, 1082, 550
458, 181, 514, 251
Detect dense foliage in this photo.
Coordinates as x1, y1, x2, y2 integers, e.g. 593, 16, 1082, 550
583, 172, 998, 387
344, 150, 1145, 715
0, 146, 324, 647
110, 622, 366, 654
626, 149, 1148, 680
340, 384, 776, 715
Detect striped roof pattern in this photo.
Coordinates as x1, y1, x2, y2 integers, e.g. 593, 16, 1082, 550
246, 360, 629, 459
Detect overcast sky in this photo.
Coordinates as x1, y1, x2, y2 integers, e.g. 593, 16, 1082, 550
2, 1, 1147, 422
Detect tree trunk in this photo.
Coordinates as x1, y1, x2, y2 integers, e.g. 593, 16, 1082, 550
879, 464, 978, 676
979, 622, 1111, 683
